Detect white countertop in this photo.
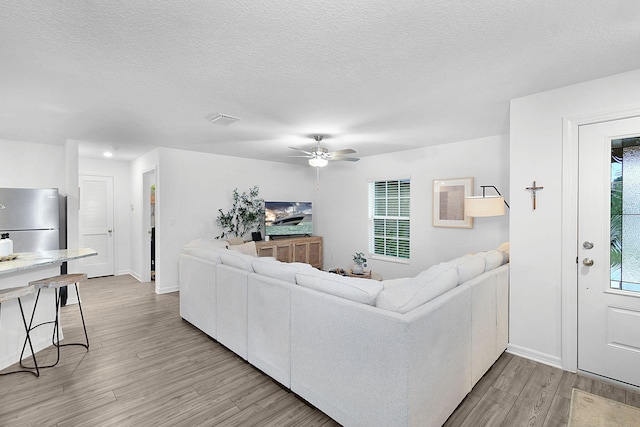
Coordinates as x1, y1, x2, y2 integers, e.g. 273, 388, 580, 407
0, 248, 98, 275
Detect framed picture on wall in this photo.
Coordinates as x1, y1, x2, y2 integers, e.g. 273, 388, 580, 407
433, 177, 474, 228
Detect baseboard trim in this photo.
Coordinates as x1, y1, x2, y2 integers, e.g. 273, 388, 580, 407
157, 286, 179, 294
506, 343, 563, 369
117, 269, 134, 277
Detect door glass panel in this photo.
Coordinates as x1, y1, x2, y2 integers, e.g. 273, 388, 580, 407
611, 137, 640, 292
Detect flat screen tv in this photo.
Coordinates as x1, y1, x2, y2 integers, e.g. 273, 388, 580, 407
264, 201, 312, 238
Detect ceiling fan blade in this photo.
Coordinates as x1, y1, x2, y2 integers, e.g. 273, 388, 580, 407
330, 156, 360, 162
276, 155, 313, 158
329, 148, 356, 156
288, 146, 313, 155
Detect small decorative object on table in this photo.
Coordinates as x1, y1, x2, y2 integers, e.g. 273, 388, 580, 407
352, 252, 367, 275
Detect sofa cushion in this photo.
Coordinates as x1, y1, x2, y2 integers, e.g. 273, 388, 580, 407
220, 251, 255, 272
251, 258, 313, 283
375, 263, 457, 313
381, 277, 409, 290
295, 271, 383, 305
480, 250, 506, 271
182, 238, 228, 262
229, 241, 258, 257
448, 254, 486, 284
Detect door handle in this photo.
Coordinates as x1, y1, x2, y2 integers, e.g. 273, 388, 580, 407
583, 241, 594, 249
108, 229, 113, 234
582, 258, 594, 266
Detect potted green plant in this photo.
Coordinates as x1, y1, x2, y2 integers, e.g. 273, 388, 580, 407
352, 252, 367, 274
216, 185, 265, 240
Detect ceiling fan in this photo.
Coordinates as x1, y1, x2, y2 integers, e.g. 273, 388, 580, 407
286, 135, 359, 167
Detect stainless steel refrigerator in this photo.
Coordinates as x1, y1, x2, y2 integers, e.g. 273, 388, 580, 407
0, 187, 61, 252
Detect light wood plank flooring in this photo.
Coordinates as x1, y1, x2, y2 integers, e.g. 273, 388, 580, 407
1, 274, 638, 426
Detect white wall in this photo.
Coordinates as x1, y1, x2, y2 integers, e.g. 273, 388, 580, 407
0, 139, 66, 190
0, 138, 75, 247
510, 67, 640, 369
141, 148, 313, 293
79, 157, 133, 275
315, 135, 510, 279
64, 140, 81, 276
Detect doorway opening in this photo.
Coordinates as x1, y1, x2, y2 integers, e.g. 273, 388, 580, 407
142, 168, 156, 286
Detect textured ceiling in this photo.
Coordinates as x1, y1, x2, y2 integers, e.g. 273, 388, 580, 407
2, 1, 640, 163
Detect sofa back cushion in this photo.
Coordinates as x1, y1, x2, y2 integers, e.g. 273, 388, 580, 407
448, 254, 486, 284
375, 263, 458, 313
182, 238, 228, 263
251, 258, 313, 283
295, 271, 383, 305
220, 251, 255, 272
478, 250, 506, 271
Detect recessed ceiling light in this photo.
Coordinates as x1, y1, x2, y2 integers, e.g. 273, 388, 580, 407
103, 145, 118, 158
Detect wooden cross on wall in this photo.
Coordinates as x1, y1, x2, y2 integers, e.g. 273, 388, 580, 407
526, 181, 544, 210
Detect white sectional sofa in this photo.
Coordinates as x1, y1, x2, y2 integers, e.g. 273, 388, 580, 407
179, 239, 509, 427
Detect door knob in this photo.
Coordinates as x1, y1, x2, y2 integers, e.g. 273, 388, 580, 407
582, 258, 594, 266
108, 229, 113, 233
583, 241, 594, 249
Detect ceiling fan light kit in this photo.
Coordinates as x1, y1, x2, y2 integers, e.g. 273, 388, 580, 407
285, 134, 360, 168
309, 157, 328, 167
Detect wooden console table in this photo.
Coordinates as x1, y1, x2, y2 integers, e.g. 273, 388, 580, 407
255, 236, 322, 269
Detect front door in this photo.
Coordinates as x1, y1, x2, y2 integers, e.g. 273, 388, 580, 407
578, 116, 640, 387
79, 175, 115, 278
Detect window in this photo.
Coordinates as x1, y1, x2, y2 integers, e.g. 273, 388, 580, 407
368, 178, 410, 261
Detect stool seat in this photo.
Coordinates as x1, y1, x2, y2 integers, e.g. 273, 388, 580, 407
0, 284, 36, 303
30, 273, 87, 289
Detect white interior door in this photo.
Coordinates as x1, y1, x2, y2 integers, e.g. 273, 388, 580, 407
79, 175, 115, 278
578, 116, 640, 387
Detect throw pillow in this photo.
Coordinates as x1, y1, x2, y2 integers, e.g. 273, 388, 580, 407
496, 241, 510, 263
226, 237, 245, 246
228, 241, 257, 257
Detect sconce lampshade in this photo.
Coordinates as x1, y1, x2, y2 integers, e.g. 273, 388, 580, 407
465, 196, 505, 217
308, 157, 328, 167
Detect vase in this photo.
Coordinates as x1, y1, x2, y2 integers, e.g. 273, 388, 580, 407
352, 263, 364, 274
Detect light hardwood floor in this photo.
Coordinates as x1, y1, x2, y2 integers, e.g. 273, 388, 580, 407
1, 274, 638, 426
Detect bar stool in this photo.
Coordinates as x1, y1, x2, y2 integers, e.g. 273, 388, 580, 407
0, 284, 40, 377
21, 273, 89, 369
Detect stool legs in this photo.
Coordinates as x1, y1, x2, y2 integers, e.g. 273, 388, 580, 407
20, 281, 89, 369
0, 299, 40, 377
51, 284, 90, 351
72, 284, 90, 350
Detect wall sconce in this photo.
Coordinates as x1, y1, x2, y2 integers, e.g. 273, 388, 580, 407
465, 185, 510, 217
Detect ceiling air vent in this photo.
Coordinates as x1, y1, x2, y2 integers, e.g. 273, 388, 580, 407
207, 113, 240, 125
